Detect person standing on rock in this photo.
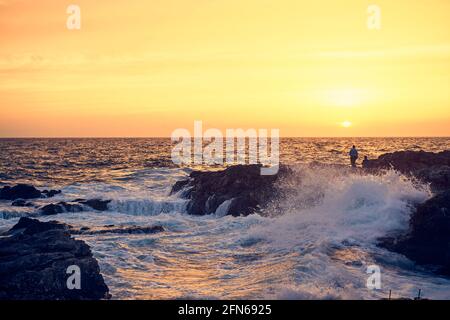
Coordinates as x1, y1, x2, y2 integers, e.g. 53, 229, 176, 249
349, 145, 359, 167
362, 156, 369, 169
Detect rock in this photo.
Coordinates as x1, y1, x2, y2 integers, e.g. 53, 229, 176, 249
379, 190, 450, 276
72, 225, 164, 235
171, 179, 191, 195
11, 199, 34, 207
415, 166, 450, 192
41, 189, 62, 198
38, 199, 111, 216
0, 184, 62, 201
79, 199, 111, 211
365, 150, 450, 172
8, 217, 66, 235
0, 217, 110, 300
0, 184, 42, 200
364, 151, 450, 191
171, 164, 291, 216
40, 202, 84, 216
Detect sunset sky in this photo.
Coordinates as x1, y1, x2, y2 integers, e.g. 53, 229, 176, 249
0, 0, 449, 137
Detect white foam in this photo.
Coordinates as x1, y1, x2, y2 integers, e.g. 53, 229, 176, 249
108, 198, 188, 216
214, 199, 234, 217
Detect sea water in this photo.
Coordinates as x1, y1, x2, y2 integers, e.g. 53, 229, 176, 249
0, 137, 449, 299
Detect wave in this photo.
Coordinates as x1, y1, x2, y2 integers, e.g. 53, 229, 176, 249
107, 198, 188, 216
241, 166, 433, 299
252, 166, 430, 247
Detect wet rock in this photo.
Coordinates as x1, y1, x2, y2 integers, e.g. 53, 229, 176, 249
171, 164, 291, 216
364, 151, 450, 191
379, 190, 450, 276
0, 184, 42, 200
72, 224, 164, 235
11, 199, 34, 207
0, 184, 62, 201
79, 199, 111, 211
41, 189, 62, 198
0, 217, 110, 300
40, 202, 84, 216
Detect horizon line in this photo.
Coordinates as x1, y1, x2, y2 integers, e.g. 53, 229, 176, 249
0, 136, 449, 139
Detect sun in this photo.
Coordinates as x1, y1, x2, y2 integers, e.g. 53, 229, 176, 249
341, 121, 352, 128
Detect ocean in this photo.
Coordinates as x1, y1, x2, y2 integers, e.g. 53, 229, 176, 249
1, 137, 450, 299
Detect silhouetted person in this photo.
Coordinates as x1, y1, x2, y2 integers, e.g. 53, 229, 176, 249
349, 145, 358, 167
362, 156, 369, 169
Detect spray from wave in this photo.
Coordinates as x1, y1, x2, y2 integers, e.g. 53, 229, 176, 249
240, 166, 441, 299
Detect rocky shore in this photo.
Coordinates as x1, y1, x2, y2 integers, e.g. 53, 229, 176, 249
364, 150, 450, 191
171, 164, 291, 216
0, 217, 110, 300
170, 151, 450, 277
362, 151, 450, 277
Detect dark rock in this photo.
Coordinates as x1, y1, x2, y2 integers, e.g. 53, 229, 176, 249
379, 190, 450, 276
171, 164, 291, 216
0, 184, 62, 201
37, 199, 111, 216
8, 217, 66, 235
365, 151, 450, 191
72, 225, 164, 235
171, 179, 191, 195
11, 199, 34, 207
79, 199, 111, 211
0, 217, 110, 300
0, 184, 42, 200
40, 202, 84, 216
42, 189, 62, 198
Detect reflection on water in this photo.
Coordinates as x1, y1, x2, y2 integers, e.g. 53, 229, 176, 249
1, 137, 449, 186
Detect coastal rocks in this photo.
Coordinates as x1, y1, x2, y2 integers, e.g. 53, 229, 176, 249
39, 199, 111, 216
42, 189, 62, 198
379, 190, 450, 276
11, 199, 34, 207
79, 199, 111, 211
0, 217, 110, 300
171, 164, 290, 216
370, 150, 450, 276
0, 184, 61, 201
71, 224, 165, 236
364, 151, 450, 191
40, 202, 84, 215
0, 184, 41, 200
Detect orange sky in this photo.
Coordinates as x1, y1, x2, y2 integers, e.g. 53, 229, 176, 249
0, 0, 449, 137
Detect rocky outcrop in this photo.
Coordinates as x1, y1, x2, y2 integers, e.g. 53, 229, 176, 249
71, 224, 165, 236
0, 184, 61, 201
11, 199, 34, 207
380, 190, 450, 276
39, 199, 111, 216
364, 151, 450, 191
78, 199, 111, 211
40, 202, 84, 215
0, 217, 110, 300
369, 151, 450, 276
171, 164, 290, 216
